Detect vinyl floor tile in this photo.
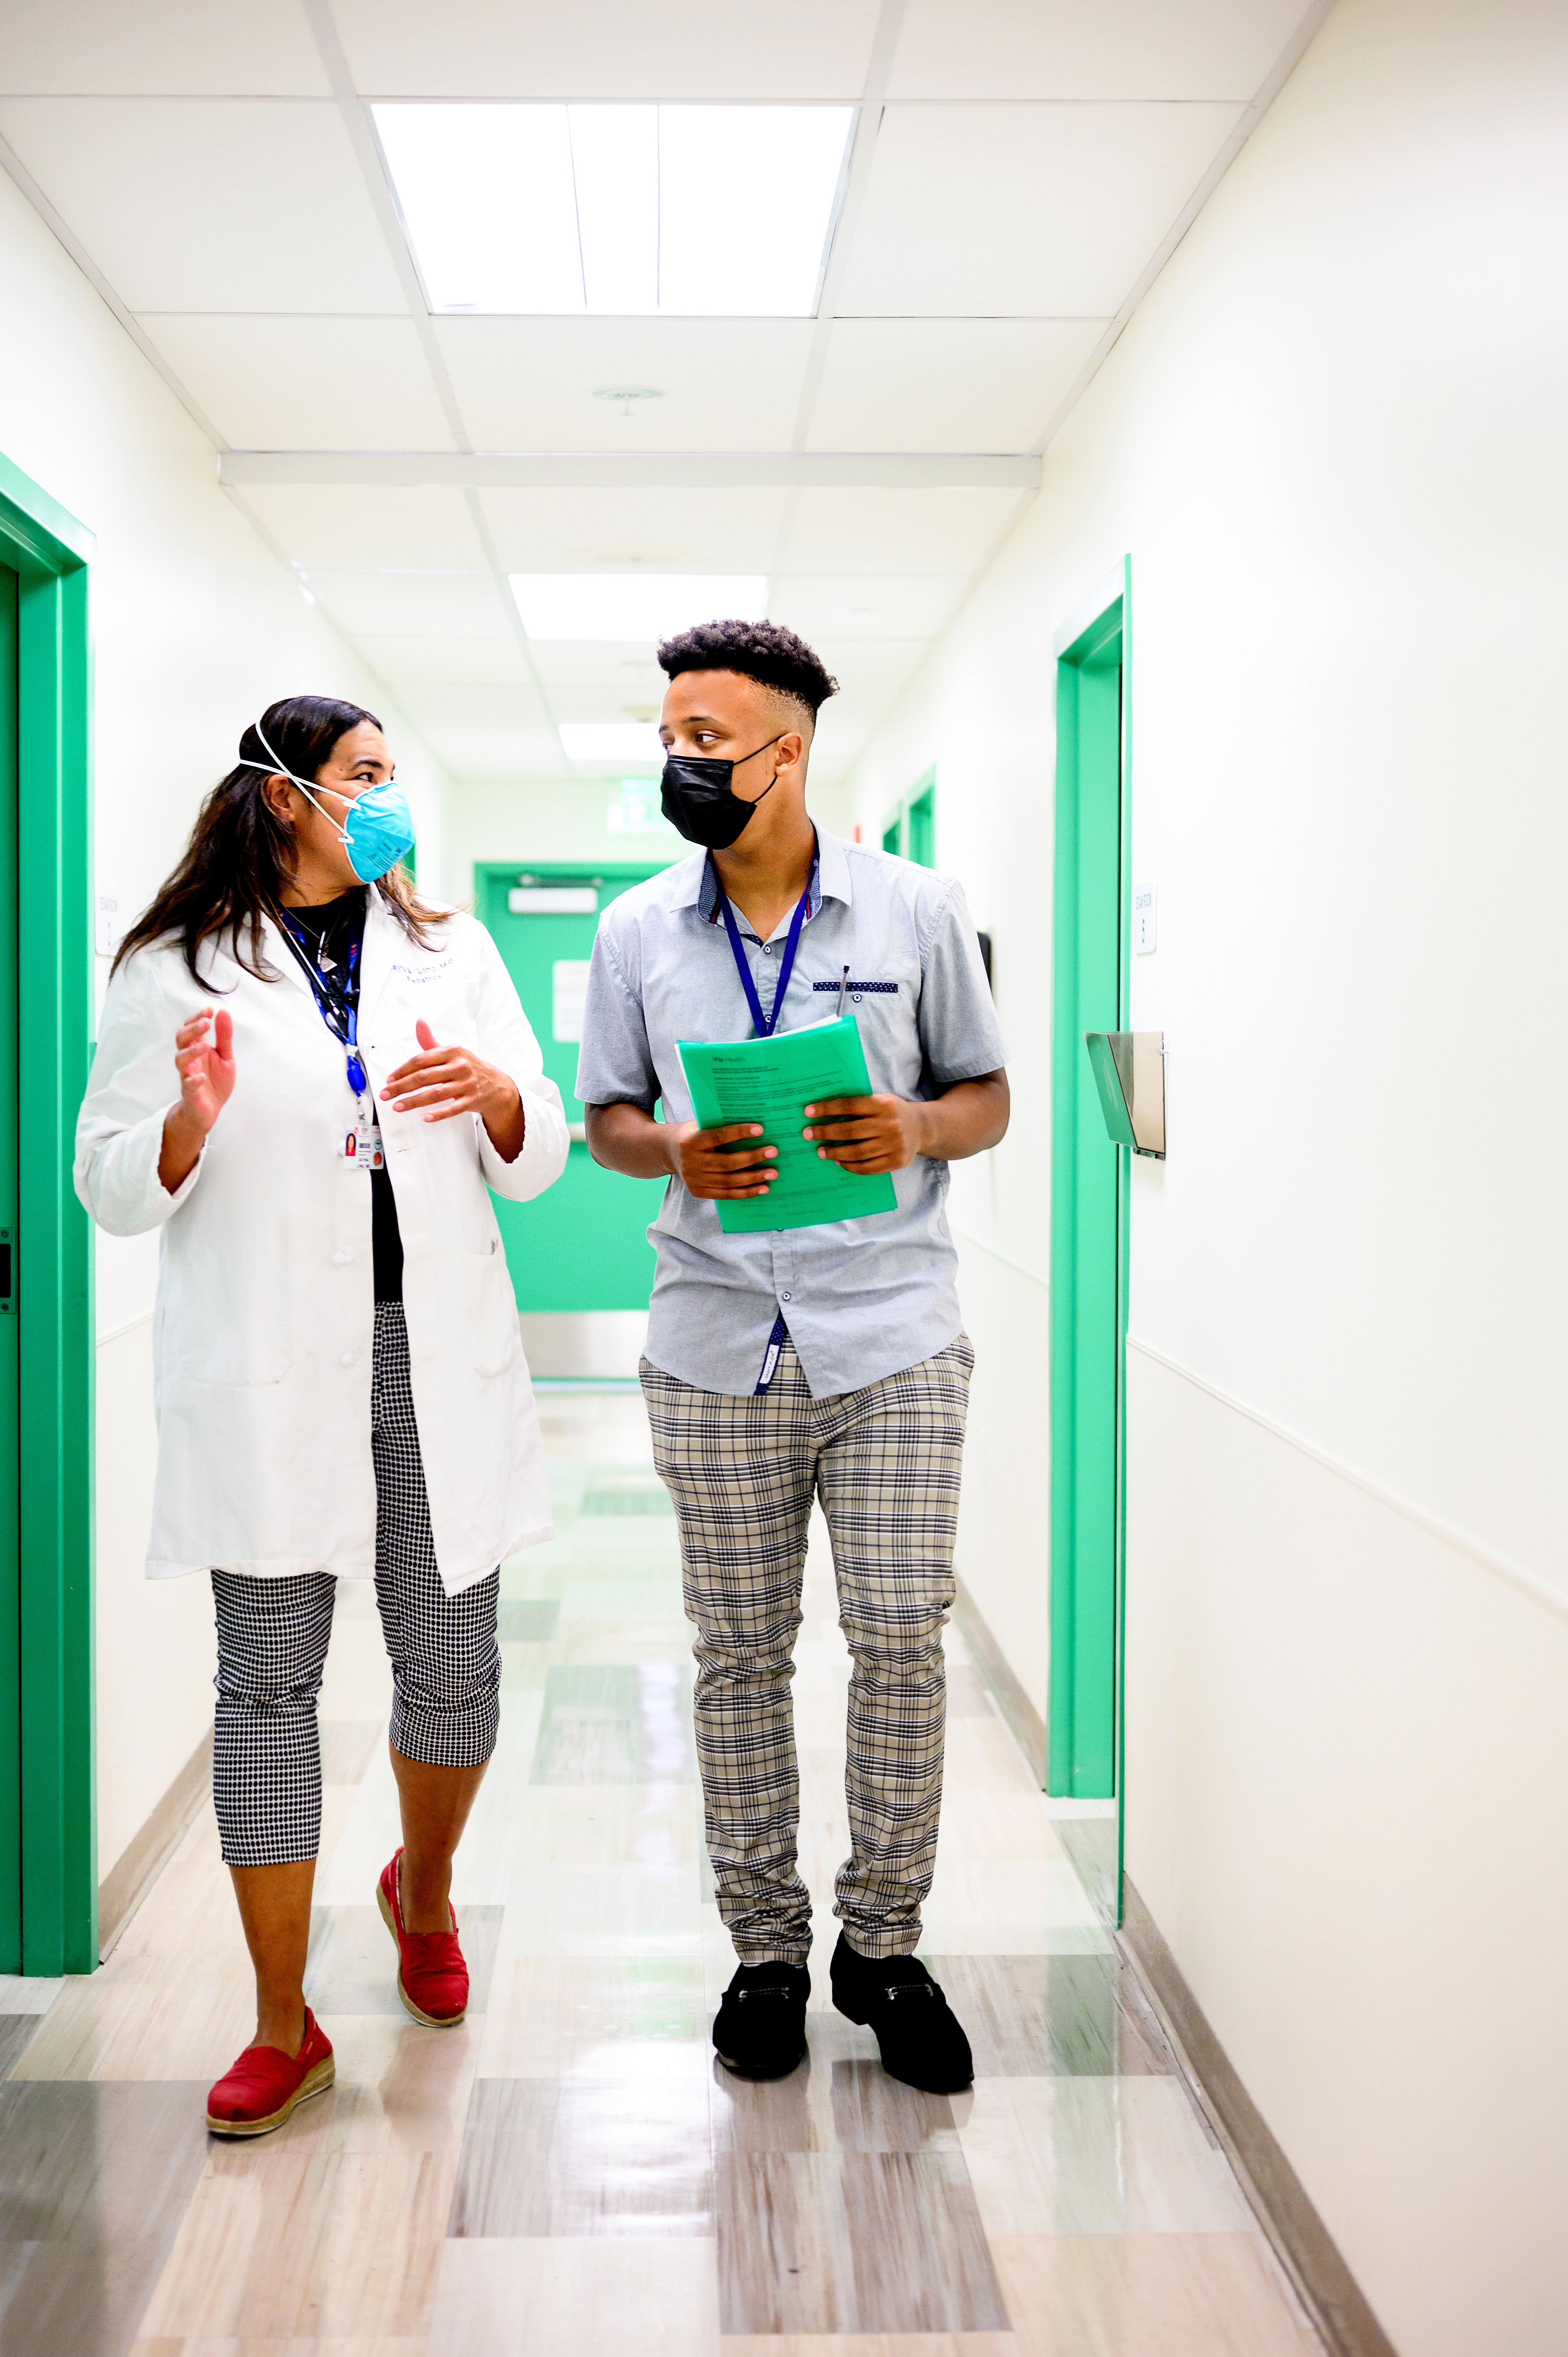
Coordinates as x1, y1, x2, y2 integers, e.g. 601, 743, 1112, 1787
0, 2016, 40, 2081
113, 1811, 249, 1967
320, 1719, 385, 1785
0, 2080, 212, 2356
429, 2234, 720, 2356
131, 2339, 426, 2355
495, 1861, 708, 1952
940, 1721, 1054, 1797
507, 1782, 701, 1868
498, 1599, 560, 1642
922, 1957, 1176, 2078
717, 2150, 1008, 2336
255, 2015, 479, 2156
530, 1663, 696, 1785
476, 1954, 705, 2076
957, 2080, 1256, 2237
136, 2140, 457, 2341
712, 2014, 955, 2156
720, 2338, 1018, 2356
11, 1956, 258, 2083
933, 1792, 1068, 1864
448, 2050, 713, 2236
305, 1904, 504, 2018
0, 1977, 64, 2016
988, 2233, 1319, 2356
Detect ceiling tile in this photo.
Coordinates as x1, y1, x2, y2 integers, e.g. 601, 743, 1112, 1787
813, 636, 936, 691
426, 724, 566, 779
476, 486, 790, 574
0, 0, 330, 95
837, 102, 1244, 315
888, 0, 1307, 101
0, 98, 406, 311
772, 577, 970, 640
526, 644, 670, 698
776, 486, 1025, 573
351, 634, 530, 687
437, 318, 812, 452
141, 318, 457, 451
805, 318, 1106, 451
307, 570, 510, 636
334, 0, 879, 99
387, 682, 552, 731
234, 484, 485, 569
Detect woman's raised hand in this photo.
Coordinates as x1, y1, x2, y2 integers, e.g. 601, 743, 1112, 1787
382, 1018, 526, 1163
159, 1009, 235, 1193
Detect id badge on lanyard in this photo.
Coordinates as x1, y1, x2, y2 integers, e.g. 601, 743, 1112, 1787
345, 1100, 384, 1171
713, 861, 814, 1397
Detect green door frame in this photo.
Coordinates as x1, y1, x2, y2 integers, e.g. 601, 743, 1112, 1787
880, 765, 937, 866
1048, 562, 1130, 1833
0, 451, 96, 1975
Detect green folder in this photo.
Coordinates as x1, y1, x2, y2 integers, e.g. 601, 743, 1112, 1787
677, 1016, 899, 1235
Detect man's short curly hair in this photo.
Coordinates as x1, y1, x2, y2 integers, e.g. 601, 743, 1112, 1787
656, 618, 839, 721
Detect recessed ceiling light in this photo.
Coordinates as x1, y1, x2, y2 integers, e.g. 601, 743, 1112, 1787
511, 573, 768, 641
559, 723, 662, 762
373, 104, 853, 316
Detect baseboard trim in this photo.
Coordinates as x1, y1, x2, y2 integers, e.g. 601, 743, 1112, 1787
1119, 1876, 1398, 2357
953, 1574, 1045, 1781
97, 1728, 212, 1961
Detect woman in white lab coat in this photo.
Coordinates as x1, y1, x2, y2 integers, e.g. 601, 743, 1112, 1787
76, 693, 567, 2138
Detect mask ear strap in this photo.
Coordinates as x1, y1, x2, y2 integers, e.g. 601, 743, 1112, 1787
246, 725, 349, 844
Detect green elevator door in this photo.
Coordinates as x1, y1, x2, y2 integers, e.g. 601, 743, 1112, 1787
0, 565, 20, 1967
480, 863, 671, 1313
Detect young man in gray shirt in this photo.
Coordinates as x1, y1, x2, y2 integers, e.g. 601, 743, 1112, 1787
577, 619, 1009, 2092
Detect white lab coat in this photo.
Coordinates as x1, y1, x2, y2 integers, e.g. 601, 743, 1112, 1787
74, 895, 569, 1596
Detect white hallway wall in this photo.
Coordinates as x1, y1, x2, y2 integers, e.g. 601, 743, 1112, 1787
844, 1, 1568, 2352
0, 165, 455, 1888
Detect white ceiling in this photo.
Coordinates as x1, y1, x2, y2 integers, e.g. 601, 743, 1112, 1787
0, 0, 1319, 788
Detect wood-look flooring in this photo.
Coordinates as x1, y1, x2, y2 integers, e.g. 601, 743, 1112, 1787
0, 1390, 1324, 2355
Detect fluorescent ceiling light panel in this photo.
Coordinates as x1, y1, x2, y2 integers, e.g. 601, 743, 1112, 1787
558, 723, 662, 761
510, 574, 768, 641
659, 107, 852, 316
376, 104, 583, 313
572, 105, 659, 315
374, 104, 852, 315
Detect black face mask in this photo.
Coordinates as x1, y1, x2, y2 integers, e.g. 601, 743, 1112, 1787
660, 734, 784, 849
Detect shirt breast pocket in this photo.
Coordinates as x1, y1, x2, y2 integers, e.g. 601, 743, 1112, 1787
811, 978, 918, 1094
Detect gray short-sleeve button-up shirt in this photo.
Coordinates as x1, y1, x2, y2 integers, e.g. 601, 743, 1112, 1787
575, 828, 1007, 1398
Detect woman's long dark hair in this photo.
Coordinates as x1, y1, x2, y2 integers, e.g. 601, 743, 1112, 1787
113, 694, 442, 987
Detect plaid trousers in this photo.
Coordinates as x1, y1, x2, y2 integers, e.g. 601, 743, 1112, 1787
642, 1332, 974, 1964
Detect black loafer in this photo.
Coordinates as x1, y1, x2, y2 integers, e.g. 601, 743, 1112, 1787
713, 1959, 810, 2080
829, 1933, 973, 2094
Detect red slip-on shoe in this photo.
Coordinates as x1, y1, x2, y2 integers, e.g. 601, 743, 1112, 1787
376, 1848, 469, 2027
206, 2009, 335, 2138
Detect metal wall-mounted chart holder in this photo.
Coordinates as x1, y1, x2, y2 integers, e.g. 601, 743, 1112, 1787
1085, 1032, 1166, 1159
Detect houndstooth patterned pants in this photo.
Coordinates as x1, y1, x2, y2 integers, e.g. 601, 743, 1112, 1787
211, 1303, 501, 1867
642, 1332, 974, 1965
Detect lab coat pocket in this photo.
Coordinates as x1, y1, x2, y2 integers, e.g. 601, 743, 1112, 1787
462, 1240, 523, 1379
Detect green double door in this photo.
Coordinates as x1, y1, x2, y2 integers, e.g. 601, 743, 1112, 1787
479, 862, 671, 1313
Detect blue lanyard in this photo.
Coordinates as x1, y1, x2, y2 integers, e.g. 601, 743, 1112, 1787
280, 914, 368, 1098
716, 869, 812, 1039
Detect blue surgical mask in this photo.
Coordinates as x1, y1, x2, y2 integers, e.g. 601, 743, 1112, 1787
245, 725, 417, 883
